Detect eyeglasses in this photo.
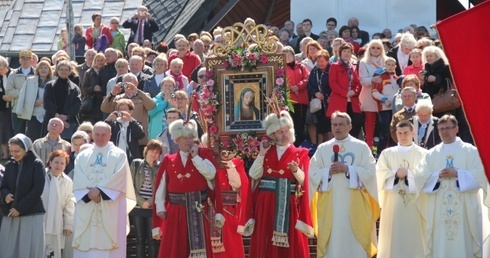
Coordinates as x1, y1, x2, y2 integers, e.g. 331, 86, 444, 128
198, 74, 206, 79
438, 126, 456, 132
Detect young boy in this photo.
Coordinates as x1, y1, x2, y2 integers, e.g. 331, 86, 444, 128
372, 57, 399, 155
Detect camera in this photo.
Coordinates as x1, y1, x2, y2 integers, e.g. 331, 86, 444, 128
121, 83, 128, 89
116, 112, 122, 117
138, 11, 146, 16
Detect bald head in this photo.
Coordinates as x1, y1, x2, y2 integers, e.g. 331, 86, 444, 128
93, 122, 112, 147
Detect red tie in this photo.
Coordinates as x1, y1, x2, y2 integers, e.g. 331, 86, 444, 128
138, 20, 144, 44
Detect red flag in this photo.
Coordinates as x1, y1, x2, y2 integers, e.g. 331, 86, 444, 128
436, 1, 490, 181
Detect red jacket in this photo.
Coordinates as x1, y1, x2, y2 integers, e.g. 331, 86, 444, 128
85, 25, 113, 49
285, 61, 310, 105
168, 52, 201, 78
327, 60, 362, 117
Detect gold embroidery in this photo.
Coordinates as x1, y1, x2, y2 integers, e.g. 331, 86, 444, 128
441, 178, 461, 240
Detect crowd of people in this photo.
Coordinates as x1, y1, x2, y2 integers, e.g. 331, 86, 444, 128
0, 6, 488, 258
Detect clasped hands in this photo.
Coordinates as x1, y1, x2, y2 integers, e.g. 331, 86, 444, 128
87, 187, 101, 203
329, 162, 348, 176
5, 193, 20, 217
439, 168, 458, 178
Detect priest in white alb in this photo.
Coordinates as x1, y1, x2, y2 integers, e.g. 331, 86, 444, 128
416, 114, 489, 258
309, 111, 380, 258
72, 122, 136, 258
376, 120, 427, 258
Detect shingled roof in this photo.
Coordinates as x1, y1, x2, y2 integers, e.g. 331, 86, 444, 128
0, 0, 219, 56
0, 0, 143, 56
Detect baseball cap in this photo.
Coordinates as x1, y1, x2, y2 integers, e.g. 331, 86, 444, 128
19, 50, 32, 59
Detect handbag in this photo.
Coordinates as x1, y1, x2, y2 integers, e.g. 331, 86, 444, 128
432, 79, 460, 113
79, 95, 95, 114
310, 98, 322, 113
310, 69, 326, 113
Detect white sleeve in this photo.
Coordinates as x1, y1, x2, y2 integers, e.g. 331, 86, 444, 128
192, 155, 216, 181
348, 165, 362, 189
74, 189, 89, 203
318, 168, 331, 192
249, 155, 264, 180
384, 169, 397, 191
406, 169, 418, 194
423, 171, 440, 193
292, 168, 305, 186
155, 175, 166, 213
457, 169, 481, 192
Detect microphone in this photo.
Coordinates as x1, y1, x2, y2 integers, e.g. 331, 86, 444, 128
333, 144, 339, 162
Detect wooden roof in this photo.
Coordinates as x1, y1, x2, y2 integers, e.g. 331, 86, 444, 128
214, 0, 290, 28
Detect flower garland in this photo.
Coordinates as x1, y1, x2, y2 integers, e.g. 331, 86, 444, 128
195, 70, 220, 132
222, 45, 269, 72
220, 132, 267, 159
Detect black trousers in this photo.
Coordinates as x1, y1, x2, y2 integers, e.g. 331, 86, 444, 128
131, 208, 160, 258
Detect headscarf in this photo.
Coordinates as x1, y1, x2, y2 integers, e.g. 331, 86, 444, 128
12, 133, 33, 151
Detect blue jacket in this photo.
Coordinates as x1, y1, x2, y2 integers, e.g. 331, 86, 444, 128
148, 92, 172, 139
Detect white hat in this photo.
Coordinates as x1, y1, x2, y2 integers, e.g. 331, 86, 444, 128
263, 110, 294, 137
169, 119, 198, 140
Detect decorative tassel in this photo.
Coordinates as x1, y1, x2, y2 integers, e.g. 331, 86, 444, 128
211, 237, 225, 253
189, 249, 207, 258
271, 231, 290, 247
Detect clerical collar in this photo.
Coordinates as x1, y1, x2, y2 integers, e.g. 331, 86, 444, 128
397, 143, 414, 153
334, 135, 352, 143
442, 137, 461, 151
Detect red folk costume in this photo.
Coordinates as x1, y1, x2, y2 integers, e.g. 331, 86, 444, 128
212, 158, 254, 258
249, 111, 314, 258
152, 120, 222, 258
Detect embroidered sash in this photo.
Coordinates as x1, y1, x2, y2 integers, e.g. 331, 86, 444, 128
259, 177, 296, 247
168, 191, 208, 258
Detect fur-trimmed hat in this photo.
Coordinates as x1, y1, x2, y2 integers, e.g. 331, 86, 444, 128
263, 110, 295, 138
169, 119, 198, 140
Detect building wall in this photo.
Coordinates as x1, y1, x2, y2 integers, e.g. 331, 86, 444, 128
290, 0, 436, 38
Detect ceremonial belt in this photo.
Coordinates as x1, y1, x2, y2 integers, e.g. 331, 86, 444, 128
259, 177, 297, 194
221, 190, 238, 205
168, 190, 208, 257
168, 190, 208, 205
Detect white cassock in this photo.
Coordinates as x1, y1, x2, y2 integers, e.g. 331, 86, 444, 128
72, 142, 136, 258
416, 137, 489, 258
309, 135, 379, 258
41, 171, 76, 258
376, 143, 427, 258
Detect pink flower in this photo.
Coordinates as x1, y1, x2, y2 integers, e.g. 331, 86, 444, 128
261, 136, 269, 142
231, 52, 243, 67
222, 140, 230, 149
260, 55, 268, 64
276, 78, 284, 85
248, 52, 257, 60
276, 69, 284, 77
206, 70, 214, 78
206, 79, 214, 86
209, 125, 218, 134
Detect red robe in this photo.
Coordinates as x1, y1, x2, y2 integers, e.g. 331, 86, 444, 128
249, 145, 313, 258
213, 158, 252, 258
153, 148, 218, 258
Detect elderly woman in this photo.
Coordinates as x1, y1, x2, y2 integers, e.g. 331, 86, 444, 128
328, 43, 363, 139
80, 53, 106, 124
148, 77, 175, 139
0, 134, 46, 258
301, 41, 322, 71
130, 139, 162, 258
0, 56, 12, 159
387, 32, 417, 75
409, 99, 440, 149
15, 60, 52, 141
43, 60, 82, 140
359, 39, 387, 148
85, 13, 113, 51
144, 55, 168, 98
283, 46, 310, 146
42, 150, 75, 258
109, 17, 126, 54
